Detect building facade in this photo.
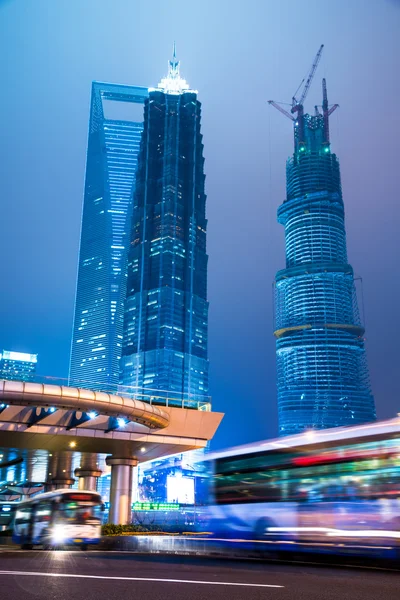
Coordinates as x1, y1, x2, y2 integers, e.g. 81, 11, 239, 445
69, 82, 148, 391
274, 80, 376, 435
120, 50, 209, 405
0, 350, 37, 382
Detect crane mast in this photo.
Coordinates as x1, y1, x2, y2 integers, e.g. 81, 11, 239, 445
322, 77, 339, 143
291, 45, 324, 143
292, 44, 324, 113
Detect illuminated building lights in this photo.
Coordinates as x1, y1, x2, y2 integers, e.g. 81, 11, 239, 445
120, 47, 209, 406
69, 82, 148, 391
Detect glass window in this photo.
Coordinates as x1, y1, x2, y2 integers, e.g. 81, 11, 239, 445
15, 506, 32, 524
56, 502, 102, 524
35, 503, 52, 523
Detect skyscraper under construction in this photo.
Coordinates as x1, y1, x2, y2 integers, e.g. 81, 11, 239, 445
272, 48, 376, 435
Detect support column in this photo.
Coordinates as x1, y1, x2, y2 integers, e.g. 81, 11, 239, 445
51, 451, 75, 489
75, 453, 102, 491
105, 457, 138, 525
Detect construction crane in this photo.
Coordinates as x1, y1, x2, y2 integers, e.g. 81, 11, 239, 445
291, 44, 324, 115
267, 101, 294, 121
268, 45, 327, 147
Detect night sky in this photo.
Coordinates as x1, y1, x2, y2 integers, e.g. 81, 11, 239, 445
0, 0, 399, 450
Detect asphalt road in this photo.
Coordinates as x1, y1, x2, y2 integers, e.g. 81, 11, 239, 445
0, 550, 398, 600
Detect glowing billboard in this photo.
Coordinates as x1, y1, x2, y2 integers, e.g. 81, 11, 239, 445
167, 474, 195, 504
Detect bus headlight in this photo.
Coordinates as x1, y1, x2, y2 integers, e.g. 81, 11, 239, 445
52, 525, 67, 543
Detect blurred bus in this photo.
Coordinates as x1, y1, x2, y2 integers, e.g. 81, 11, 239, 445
207, 418, 400, 555
12, 489, 103, 550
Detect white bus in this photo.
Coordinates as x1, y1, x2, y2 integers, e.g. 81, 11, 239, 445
12, 489, 103, 550
207, 418, 400, 555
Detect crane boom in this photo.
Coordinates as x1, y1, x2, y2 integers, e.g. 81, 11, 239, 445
268, 100, 295, 121
292, 44, 324, 112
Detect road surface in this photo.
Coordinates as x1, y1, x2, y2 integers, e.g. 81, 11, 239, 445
0, 550, 398, 600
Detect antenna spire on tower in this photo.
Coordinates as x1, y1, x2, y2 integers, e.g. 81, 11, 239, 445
156, 43, 195, 94
169, 41, 180, 78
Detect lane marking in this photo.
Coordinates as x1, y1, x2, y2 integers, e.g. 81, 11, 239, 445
0, 570, 284, 588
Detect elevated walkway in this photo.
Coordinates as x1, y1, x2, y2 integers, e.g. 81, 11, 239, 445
0, 379, 222, 459
0, 379, 223, 523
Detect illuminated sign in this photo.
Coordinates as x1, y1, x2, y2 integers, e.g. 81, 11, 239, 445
132, 502, 180, 511
167, 475, 195, 504
102, 501, 181, 512
66, 493, 96, 502
1, 350, 37, 363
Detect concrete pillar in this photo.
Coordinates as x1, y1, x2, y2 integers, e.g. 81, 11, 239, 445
51, 451, 75, 489
75, 453, 102, 491
105, 457, 138, 525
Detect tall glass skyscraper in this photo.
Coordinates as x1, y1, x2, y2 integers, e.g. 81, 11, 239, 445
70, 82, 148, 390
274, 80, 376, 435
120, 49, 209, 405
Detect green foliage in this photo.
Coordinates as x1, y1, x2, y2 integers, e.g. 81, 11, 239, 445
101, 523, 163, 536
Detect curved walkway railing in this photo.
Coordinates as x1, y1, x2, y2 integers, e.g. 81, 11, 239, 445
0, 380, 169, 430
28, 376, 212, 411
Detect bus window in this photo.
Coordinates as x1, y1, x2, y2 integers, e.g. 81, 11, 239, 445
56, 503, 102, 524
15, 506, 32, 525
14, 506, 33, 544
32, 503, 52, 543
36, 504, 52, 523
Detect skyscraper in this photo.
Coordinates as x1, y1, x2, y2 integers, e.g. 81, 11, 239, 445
120, 49, 209, 406
0, 350, 37, 382
69, 82, 148, 390
274, 78, 376, 436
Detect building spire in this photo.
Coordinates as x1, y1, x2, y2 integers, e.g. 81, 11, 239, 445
156, 43, 195, 95
167, 41, 180, 80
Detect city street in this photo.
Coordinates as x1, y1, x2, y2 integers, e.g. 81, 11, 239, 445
0, 550, 398, 600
